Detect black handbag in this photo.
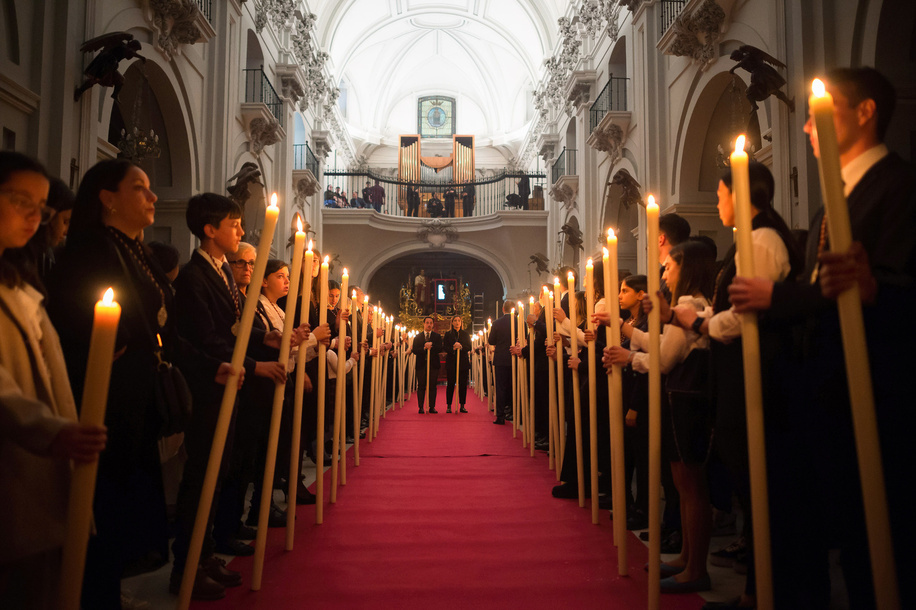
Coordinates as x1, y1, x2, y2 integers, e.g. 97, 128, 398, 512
112, 242, 193, 438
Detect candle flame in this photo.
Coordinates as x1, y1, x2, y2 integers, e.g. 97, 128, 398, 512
608, 227, 616, 239
812, 78, 826, 98
647, 194, 657, 210
554, 276, 560, 285
603, 247, 609, 257
269, 193, 278, 209
567, 271, 574, 281
296, 215, 303, 233
364, 296, 369, 303
529, 296, 534, 303
307, 240, 313, 251
586, 258, 593, 268
352, 289, 357, 298
102, 287, 115, 305
511, 308, 516, 314
734, 135, 746, 154
323, 255, 330, 265
343, 267, 348, 276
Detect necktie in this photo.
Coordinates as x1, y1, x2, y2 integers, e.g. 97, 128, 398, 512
220, 261, 242, 318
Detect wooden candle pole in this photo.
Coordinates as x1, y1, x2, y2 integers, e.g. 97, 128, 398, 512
251, 217, 305, 589
357, 296, 368, 456
554, 279, 566, 477
646, 195, 661, 610
382, 316, 392, 419
59, 288, 120, 610
510, 307, 517, 437
605, 234, 628, 573
351, 291, 360, 466
528, 296, 536, 457
810, 79, 897, 608
545, 288, 558, 472
585, 260, 599, 524
730, 135, 773, 607
314, 256, 330, 524
517, 301, 528, 447
330, 269, 349, 502
177, 195, 279, 609
568, 272, 585, 509
368, 306, 379, 440
376, 307, 385, 434
287, 244, 313, 547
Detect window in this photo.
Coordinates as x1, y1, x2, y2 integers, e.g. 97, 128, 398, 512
418, 96, 455, 138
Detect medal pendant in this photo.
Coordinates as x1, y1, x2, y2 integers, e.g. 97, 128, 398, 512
157, 306, 168, 327
231, 321, 240, 336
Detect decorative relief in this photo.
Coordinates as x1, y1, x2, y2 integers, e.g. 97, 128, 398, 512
617, 0, 644, 12
550, 183, 577, 211
141, 0, 204, 61
590, 123, 624, 163
417, 219, 458, 249
248, 117, 282, 156
667, 0, 726, 68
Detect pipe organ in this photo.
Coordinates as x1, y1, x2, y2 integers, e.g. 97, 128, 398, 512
396, 134, 475, 217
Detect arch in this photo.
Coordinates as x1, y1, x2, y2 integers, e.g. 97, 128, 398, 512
245, 29, 264, 69
293, 113, 306, 146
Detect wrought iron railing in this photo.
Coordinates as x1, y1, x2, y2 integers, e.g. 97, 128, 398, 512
196, 0, 212, 23
243, 67, 283, 126
552, 148, 577, 185
320, 170, 547, 218
293, 142, 319, 176
589, 76, 629, 132
659, 0, 687, 37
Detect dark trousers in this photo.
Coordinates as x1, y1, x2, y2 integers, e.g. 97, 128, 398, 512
446, 364, 468, 406
416, 365, 438, 410
172, 398, 237, 572
494, 364, 511, 419
462, 198, 473, 216
407, 201, 419, 217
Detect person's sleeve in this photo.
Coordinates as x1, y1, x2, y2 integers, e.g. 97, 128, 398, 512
0, 368, 69, 455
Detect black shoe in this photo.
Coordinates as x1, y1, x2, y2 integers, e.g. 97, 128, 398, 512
459, 406, 468, 413
200, 556, 241, 587
702, 597, 753, 610
626, 509, 649, 531
551, 483, 580, 499
428, 407, 438, 414
446, 406, 452, 413
169, 567, 226, 600
504, 414, 513, 422
296, 482, 316, 505
493, 418, 505, 425
247, 504, 287, 528
418, 408, 425, 414
235, 525, 256, 541
710, 535, 747, 567
598, 495, 613, 510
214, 538, 254, 556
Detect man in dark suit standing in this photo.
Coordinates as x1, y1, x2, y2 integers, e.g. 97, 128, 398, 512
409, 315, 442, 413
487, 300, 514, 424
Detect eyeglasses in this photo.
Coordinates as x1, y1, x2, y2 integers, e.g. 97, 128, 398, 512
0, 189, 57, 224
230, 260, 255, 269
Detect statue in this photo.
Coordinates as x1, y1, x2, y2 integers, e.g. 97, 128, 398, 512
610, 169, 643, 210
74, 32, 146, 102
528, 253, 550, 277
227, 162, 263, 206
729, 45, 795, 113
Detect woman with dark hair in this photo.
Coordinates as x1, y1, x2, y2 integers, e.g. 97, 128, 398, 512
668, 161, 801, 609
45, 159, 233, 606
606, 240, 716, 594
0, 151, 107, 608
22, 177, 74, 280
443, 315, 472, 413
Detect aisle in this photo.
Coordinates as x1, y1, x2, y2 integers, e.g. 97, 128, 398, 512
200, 389, 706, 609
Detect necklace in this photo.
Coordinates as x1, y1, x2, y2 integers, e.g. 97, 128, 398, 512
107, 227, 168, 327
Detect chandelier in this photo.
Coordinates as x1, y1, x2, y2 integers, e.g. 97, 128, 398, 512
118, 126, 161, 162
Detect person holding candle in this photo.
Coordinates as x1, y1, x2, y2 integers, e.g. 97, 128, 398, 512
167, 192, 291, 599
443, 315, 471, 413
0, 152, 108, 608
487, 300, 515, 425
729, 67, 916, 609
665, 162, 800, 609
606, 240, 716, 593
520, 290, 550, 448
407, 315, 442, 413
46, 163, 238, 605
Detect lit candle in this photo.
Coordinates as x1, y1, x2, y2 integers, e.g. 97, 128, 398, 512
331, 268, 349, 501
178, 193, 278, 608
357, 295, 368, 458
252, 215, 305, 589
287, 239, 313, 549
809, 78, 897, 608
351, 290, 360, 454
553, 280, 566, 475
605, 233, 627, 571
315, 255, 329, 523
728, 135, 773, 607
528, 296, 536, 456
585, 260, 599, 523
568, 271, 585, 508
646, 194, 661, 610
510, 306, 517, 438
60, 288, 121, 610
517, 300, 527, 447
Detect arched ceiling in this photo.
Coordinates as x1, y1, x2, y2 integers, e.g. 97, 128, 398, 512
310, 0, 567, 160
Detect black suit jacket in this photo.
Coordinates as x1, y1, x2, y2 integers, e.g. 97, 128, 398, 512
173, 251, 267, 390
443, 328, 472, 370
488, 313, 513, 367
411, 330, 442, 370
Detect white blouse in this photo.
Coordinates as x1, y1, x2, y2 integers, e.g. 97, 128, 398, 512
630, 295, 709, 374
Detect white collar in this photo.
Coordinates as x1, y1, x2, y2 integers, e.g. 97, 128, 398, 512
197, 247, 228, 272
841, 144, 888, 197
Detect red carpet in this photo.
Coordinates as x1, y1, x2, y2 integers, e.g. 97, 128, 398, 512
198, 388, 706, 609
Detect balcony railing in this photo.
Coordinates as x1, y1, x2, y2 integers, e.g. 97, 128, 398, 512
243, 67, 283, 126
320, 170, 547, 217
660, 0, 687, 37
552, 148, 577, 185
293, 142, 319, 176
196, 0, 212, 22
589, 76, 629, 132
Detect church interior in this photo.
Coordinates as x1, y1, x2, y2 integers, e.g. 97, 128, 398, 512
1, 0, 914, 608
